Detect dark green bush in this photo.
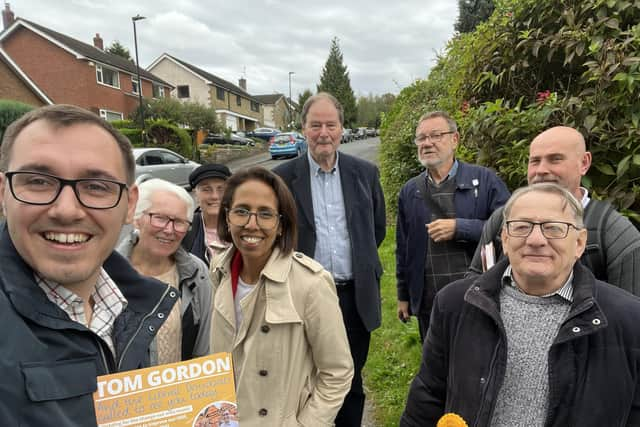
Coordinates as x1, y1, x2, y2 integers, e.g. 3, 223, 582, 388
147, 119, 193, 158
0, 99, 33, 142
381, 0, 640, 220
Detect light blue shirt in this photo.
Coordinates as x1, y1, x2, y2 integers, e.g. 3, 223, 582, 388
308, 152, 353, 280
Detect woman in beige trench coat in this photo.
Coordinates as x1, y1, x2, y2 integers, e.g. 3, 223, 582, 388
209, 166, 354, 427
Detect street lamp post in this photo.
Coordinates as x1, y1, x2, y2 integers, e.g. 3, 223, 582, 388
132, 14, 146, 146
288, 71, 295, 129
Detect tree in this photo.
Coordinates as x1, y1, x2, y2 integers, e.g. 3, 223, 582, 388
356, 93, 396, 128
131, 97, 219, 134
106, 40, 132, 61
455, 0, 495, 33
297, 89, 313, 113
316, 37, 357, 127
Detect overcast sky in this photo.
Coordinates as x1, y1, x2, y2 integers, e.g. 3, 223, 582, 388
7, 0, 458, 99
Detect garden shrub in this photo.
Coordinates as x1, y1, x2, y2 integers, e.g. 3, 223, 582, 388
381, 0, 640, 220
0, 99, 33, 142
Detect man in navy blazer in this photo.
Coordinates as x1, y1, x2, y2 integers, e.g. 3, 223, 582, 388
273, 92, 386, 427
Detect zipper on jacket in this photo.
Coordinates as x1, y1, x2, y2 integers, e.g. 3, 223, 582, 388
474, 335, 503, 426
97, 337, 113, 374
117, 284, 173, 371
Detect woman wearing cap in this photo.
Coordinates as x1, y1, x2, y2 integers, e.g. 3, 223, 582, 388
182, 163, 232, 266
210, 166, 353, 426
117, 178, 213, 363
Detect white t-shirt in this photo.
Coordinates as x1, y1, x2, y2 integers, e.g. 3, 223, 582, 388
234, 277, 257, 331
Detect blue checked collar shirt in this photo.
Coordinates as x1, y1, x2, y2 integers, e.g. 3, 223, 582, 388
307, 151, 353, 281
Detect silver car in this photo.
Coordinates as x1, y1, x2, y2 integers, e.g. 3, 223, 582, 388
133, 148, 200, 189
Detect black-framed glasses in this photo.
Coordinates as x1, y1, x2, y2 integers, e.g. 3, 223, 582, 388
505, 220, 581, 239
5, 171, 128, 209
414, 131, 455, 145
147, 213, 192, 233
226, 207, 281, 229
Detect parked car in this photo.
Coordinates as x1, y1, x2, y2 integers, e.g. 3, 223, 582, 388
355, 127, 367, 139
342, 128, 354, 143
133, 148, 200, 189
366, 128, 377, 137
269, 132, 307, 159
202, 132, 255, 146
248, 127, 280, 142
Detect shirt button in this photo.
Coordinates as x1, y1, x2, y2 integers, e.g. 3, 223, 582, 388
259, 369, 268, 376
261, 325, 270, 333
148, 325, 155, 333
169, 291, 177, 298
572, 326, 581, 333
259, 408, 268, 416
592, 318, 601, 325
157, 312, 165, 319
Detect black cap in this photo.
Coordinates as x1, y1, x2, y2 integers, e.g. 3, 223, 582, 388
189, 163, 231, 188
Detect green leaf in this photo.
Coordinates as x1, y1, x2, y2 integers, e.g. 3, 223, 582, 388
594, 163, 616, 175
584, 115, 597, 132
617, 155, 631, 178
605, 18, 620, 29
613, 72, 629, 81
633, 154, 640, 165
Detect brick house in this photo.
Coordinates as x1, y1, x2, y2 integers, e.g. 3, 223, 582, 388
0, 8, 172, 121
0, 47, 51, 106
147, 53, 262, 132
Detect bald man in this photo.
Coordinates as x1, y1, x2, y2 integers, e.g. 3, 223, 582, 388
468, 126, 640, 295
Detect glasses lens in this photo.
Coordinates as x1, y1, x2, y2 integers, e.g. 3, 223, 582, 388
228, 208, 279, 229
173, 220, 191, 233
508, 221, 534, 237
10, 172, 60, 204
76, 179, 122, 208
256, 210, 278, 229
228, 208, 250, 226
541, 222, 569, 239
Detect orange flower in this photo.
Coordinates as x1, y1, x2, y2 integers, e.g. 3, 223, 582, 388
437, 413, 469, 427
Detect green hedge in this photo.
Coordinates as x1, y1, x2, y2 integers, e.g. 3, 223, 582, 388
0, 99, 33, 142
380, 0, 640, 221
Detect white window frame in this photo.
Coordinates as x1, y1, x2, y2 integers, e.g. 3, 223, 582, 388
96, 64, 120, 89
99, 109, 124, 122
131, 76, 140, 95
152, 83, 165, 99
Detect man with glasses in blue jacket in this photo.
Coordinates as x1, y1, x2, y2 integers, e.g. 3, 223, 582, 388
0, 104, 178, 425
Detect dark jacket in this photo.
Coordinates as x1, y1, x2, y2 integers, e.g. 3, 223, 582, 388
396, 162, 510, 314
273, 152, 386, 332
182, 208, 207, 264
401, 259, 640, 427
0, 225, 179, 426
468, 200, 640, 296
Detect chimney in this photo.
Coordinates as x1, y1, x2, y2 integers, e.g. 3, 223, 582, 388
239, 77, 247, 91
2, 3, 15, 30
93, 33, 103, 50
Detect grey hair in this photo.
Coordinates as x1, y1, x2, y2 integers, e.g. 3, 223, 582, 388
417, 111, 458, 133
503, 183, 584, 228
134, 178, 195, 221
301, 92, 344, 126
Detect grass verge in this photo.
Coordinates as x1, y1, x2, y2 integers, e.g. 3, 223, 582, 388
363, 225, 423, 426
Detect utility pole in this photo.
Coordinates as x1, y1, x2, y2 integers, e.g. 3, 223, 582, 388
132, 14, 146, 146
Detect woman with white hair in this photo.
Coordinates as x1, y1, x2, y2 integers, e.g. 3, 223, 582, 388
117, 178, 213, 364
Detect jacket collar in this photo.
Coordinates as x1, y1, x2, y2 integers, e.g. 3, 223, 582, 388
465, 258, 607, 338
0, 223, 171, 330
212, 246, 302, 329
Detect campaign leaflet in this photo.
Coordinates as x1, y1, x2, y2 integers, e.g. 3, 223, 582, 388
93, 353, 238, 427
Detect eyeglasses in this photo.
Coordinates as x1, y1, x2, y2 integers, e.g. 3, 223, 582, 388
226, 207, 280, 229
147, 213, 191, 233
505, 220, 582, 239
414, 131, 455, 145
5, 171, 128, 209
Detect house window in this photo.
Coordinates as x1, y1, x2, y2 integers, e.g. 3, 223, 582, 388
152, 83, 165, 98
177, 85, 190, 98
99, 109, 123, 122
216, 87, 225, 101
96, 65, 120, 89
131, 76, 140, 95
236, 95, 241, 106
250, 101, 260, 112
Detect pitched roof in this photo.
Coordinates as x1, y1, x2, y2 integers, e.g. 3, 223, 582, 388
2, 19, 171, 87
253, 93, 284, 105
161, 54, 259, 103
0, 47, 52, 104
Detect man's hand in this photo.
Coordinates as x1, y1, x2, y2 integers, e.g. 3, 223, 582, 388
427, 219, 456, 242
398, 300, 411, 323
